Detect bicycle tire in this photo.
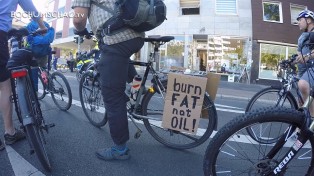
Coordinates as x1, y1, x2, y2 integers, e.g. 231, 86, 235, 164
203, 107, 314, 176
79, 71, 107, 127
16, 77, 51, 171
59, 64, 68, 73
50, 71, 72, 110
37, 72, 47, 100
76, 71, 82, 82
141, 88, 217, 150
245, 86, 298, 144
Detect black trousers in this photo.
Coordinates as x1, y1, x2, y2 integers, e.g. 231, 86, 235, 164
98, 37, 144, 145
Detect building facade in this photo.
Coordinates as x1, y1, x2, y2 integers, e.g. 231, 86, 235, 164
251, 0, 314, 84
45, 0, 314, 82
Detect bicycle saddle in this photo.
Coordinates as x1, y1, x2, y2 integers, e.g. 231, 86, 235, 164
144, 36, 174, 43
7, 48, 36, 69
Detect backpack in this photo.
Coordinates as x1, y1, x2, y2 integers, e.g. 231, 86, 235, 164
92, 0, 167, 35
26, 21, 55, 58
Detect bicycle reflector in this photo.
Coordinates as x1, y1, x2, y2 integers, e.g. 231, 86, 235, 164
11, 68, 28, 78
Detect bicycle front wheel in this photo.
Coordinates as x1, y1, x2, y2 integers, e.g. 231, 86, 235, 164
203, 107, 314, 176
141, 89, 217, 150
50, 71, 72, 110
16, 77, 51, 171
246, 86, 298, 144
79, 71, 107, 127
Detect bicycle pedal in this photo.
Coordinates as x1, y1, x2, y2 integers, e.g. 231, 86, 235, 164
134, 130, 142, 139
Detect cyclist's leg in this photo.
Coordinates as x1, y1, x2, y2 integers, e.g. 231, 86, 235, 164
96, 38, 144, 160
298, 68, 314, 115
31, 67, 39, 94
127, 60, 137, 83
0, 78, 14, 135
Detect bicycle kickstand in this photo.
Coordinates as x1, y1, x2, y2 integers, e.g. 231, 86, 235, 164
127, 114, 142, 139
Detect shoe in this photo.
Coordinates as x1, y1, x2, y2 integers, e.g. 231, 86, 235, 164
4, 129, 26, 145
0, 139, 4, 151
96, 146, 130, 161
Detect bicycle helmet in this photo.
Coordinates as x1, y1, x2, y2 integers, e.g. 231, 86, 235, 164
297, 10, 314, 20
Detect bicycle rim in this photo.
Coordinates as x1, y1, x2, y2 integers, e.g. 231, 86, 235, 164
16, 77, 51, 171
50, 72, 72, 110
203, 107, 314, 176
142, 91, 216, 149
246, 87, 298, 144
79, 72, 107, 127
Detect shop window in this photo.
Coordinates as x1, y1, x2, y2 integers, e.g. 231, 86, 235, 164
259, 43, 297, 80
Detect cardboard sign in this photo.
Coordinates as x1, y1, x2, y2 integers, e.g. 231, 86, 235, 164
162, 73, 207, 134
205, 72, 221, 101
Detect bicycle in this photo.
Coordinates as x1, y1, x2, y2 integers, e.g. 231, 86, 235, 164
37, 65, 72, 111
245, 55, 303, 144
7, 28, 54, 171
79, 36, 218, 149
203, 37, 314, 175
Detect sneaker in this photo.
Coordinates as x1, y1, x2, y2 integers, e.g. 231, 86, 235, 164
96, 147, 130, 161
4, 129, 26, 145
0, 139, 4, 151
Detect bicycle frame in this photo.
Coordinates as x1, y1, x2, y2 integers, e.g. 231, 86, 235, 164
265, 65, 314, 175
128, 60, 166, 121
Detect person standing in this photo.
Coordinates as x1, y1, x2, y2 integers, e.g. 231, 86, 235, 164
72, 0, 144, 160
295, 10, 314, 115
0, 0, 47, 150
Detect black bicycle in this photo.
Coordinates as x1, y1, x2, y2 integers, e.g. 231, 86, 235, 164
37, 66, 72, 111
7, 28, 54, 171
245, 55, 304, 144
79, 36, 218, 149
203, 33, 314, 176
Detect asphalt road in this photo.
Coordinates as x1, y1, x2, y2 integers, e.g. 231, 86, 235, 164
0, 71, 255, 176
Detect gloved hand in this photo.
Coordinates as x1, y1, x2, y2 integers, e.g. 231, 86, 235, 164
73, 28, 89, 36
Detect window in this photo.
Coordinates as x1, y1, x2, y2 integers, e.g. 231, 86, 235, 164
262, 1, 282, 23
180, 0, 200, 15
216, 0, 237, 15
259, 43, 297, 80
290, 4, 307, 25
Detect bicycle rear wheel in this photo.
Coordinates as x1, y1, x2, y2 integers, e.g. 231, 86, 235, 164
203, 107, 314, 176
245, 87, 298, 144
50, 71, 72, 110
141, 88, 217, 150
79, 71, 107, 127
16, 76, 51, 171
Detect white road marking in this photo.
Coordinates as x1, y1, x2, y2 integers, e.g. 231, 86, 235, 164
6, 146, 45, 176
